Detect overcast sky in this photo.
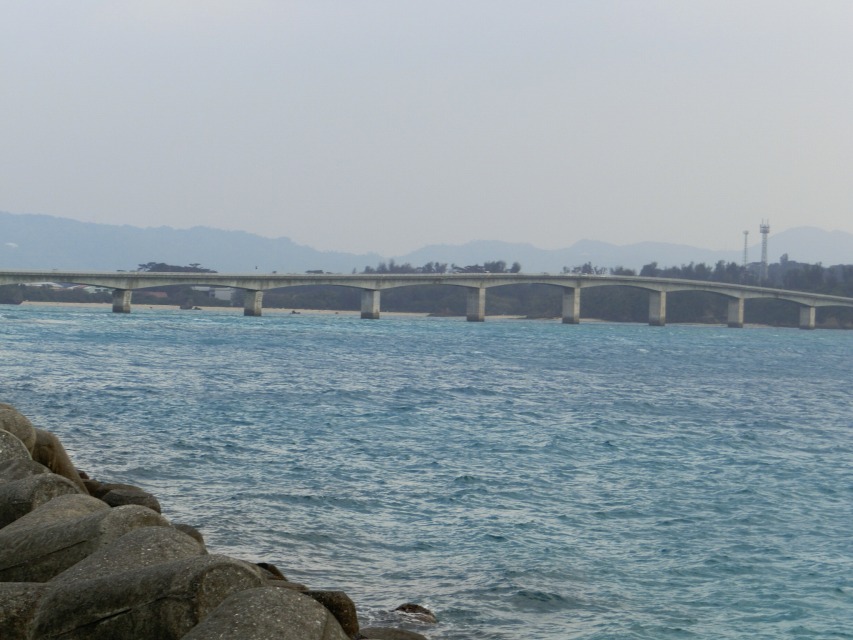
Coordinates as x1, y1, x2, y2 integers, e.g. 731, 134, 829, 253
2, 1, 852, 255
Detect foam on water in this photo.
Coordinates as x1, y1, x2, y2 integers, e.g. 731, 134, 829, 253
2, 306, 852, 639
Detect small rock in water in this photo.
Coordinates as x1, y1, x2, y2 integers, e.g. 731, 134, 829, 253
394, 603, 437, 623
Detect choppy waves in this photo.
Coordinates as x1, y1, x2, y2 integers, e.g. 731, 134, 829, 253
2, 306, 852, 639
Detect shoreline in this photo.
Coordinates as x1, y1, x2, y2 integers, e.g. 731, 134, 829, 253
15, 301, 529, 320
11, 301, 842, 328
17, 300, 427, 316
0, 404, 433, 639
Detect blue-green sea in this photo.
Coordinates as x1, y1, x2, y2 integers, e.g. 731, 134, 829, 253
2, 305, 852, 639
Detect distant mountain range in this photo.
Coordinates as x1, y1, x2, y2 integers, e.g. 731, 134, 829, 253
1, 210, 851, 273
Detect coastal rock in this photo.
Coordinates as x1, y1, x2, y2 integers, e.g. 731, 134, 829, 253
32, 428, 88, 492
395, 602, 438, 623
0, 457, 52, 483
174, 522, 206, 546
0, 582, 50, 639
306, 590, 360, 638
0, 503, 168, 582
181, 586, 351, 640
0, 472, 82, 529
360, 628, 429, 640
257, 560, 288, 580
83, 478, 105, 495
266, 578, 310, 591
0, 403, 37, 452
32, 554, 265, 640
0, 407, 422, 640
0, 428, 31, 464
85, 481, 145, 499
102, 487, 162, 513
0, 492, 108, 536
51, 525, 207, 584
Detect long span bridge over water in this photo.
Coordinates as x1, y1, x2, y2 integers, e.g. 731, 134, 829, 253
3, 270, 853, 329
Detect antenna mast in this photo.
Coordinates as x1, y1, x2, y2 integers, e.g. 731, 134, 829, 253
742, 230, 749, 269
760, 220, 770, 282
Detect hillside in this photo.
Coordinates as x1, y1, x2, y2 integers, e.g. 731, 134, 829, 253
1, 210, 851, 273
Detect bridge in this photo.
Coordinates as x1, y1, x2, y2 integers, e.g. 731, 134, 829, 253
3, 270, 853, 329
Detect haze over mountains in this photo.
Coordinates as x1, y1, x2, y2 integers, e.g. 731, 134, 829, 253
1, 210, 851, 274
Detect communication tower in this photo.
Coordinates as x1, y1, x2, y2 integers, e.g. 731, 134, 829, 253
742, 230, 749, 268
760, 220, 770, 282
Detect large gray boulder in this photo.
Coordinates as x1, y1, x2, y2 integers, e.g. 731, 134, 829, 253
0, 413, 88, 493
265, 578, 310, 591
101, 487, 162, 513
32, 428, 88, 492
84, 480, 162, 510
52, 525, 207, 584
181, 586, 351, 640
0, 493, 109, 536
174, 522, 205, 546
3, 492, 109, 539
0, 504, 168, 582
306, 590, 360, 639
0, 582, 50, 640
0, 403, 37, 453
0, 428, 31, 464
85, 481, 146, 499
0, 472, 83, 529
0, 457, 52, 484
32, 554, 266, 640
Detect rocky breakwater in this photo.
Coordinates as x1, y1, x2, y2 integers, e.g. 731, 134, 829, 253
0, 403, 433, 640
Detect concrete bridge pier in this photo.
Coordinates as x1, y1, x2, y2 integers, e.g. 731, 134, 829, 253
361, 290, 380, 319
466, 287, 485, 322
561, 287, 580, 324
112, 289, 132, 313
648, 291, 666, 326
243, 290, 264, 316
799, 306, 816, 330
727, 298, 744, 328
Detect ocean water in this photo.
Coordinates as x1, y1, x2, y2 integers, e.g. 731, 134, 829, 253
2, 305, 852, 639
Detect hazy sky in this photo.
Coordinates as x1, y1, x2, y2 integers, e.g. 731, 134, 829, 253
2, 1, 852, 255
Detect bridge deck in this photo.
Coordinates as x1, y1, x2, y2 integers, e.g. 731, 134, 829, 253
2, 270, 852, 327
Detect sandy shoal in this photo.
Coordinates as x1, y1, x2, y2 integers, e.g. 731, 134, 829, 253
16, 300, 536, 320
